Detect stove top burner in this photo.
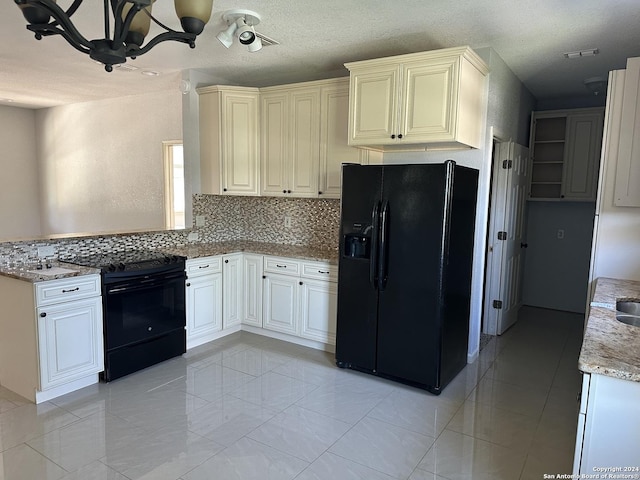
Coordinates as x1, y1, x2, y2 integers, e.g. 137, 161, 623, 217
65, 250, 183, 273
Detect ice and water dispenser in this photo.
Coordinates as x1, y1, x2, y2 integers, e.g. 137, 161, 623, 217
342, 223, 372, 259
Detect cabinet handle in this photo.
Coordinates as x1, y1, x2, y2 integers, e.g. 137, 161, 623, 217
391, 134, 396, 139
318, 191, 322, 195
198, 265, 210, 269
225, 260, 229, 264
62, 287, 80, 293
287, 190, 292, 194
398, 134, 403, 139
186, 282, 191, 287
282, 190, 287, 194
318, 270, 329, 274
262, 275, 266, 279
223, 188, 228, 192
299, 281, 303, 285
40, 312, 46, 318
276, 264, 287, 268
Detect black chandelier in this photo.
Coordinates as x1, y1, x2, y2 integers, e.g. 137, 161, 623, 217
15, 0, 214, 72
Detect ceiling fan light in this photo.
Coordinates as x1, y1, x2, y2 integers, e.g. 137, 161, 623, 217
174, 0, 213, 35
18, 1, 56, 25
122, 1, 154, 47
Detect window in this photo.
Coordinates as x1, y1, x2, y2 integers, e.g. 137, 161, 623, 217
163, 141, 185, 229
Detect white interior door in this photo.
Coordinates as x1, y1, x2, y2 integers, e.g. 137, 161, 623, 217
484, 141, 530, 335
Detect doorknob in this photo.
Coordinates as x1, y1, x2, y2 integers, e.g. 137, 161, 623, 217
521, 242, 529, 248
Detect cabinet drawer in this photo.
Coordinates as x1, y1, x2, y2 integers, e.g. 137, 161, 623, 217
264, 256, 301, 276
186, 256, 222, 277
301, 262, 338, 282
36, 275, 101, 307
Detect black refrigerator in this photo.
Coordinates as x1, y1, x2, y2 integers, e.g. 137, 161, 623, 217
335, 160, 478, 395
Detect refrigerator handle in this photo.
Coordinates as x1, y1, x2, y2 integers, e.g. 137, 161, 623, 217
369, 201, 381, 288
378, 200, 389, 291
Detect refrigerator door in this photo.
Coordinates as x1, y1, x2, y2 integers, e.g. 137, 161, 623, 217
375, 163, 451, 390
335, 165, 383, 371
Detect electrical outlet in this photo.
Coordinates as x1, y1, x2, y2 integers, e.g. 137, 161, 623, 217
187, 232, 199, 242
557, 229, 565, 239
37, 245, 55, 258
195, 215, 206, 227
284, 216, 292, 228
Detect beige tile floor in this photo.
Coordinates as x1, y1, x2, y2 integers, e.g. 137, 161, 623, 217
0, 306, 583, 479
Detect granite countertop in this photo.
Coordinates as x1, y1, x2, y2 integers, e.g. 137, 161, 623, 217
579, 277, 640, 382
0, 262, 100, 283
165, 240, 339, 264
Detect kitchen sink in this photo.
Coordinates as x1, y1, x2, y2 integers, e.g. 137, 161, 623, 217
616, 301, 640, 327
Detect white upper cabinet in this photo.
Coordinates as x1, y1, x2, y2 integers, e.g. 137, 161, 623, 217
260, 86, 320, 197
319, 80, 369, 198
528, 108, 604, 202
345, 46, 489, 151
198, 85, 260, 196
614, 57, 640, 206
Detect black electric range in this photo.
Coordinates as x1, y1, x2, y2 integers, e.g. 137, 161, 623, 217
65, 250, 187, 382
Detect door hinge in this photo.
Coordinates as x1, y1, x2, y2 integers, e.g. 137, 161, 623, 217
493, 300, 503, 309
497, 231, 507, 240
502, 159, 513, 169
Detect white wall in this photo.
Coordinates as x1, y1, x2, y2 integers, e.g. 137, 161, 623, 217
35, 88, 182, 236
523, 201, 595, 312
383, 48, 535, 361
0, 105, 42, 241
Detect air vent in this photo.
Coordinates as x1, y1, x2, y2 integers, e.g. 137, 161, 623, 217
256, 32, 280, 47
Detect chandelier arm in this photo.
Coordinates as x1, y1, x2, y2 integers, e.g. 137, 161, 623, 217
126, 31, 195, 58
103, 0, 110, 39
27, 24, 92, 55
147, 11, 181, 34
22, 0, 93, 50
114, 3, 143, 45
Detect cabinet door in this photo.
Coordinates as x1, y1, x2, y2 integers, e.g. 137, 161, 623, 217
261, 92, 289, 196
263, 273, 298, 336
299, 278, 337, 345
221, 92, 260, 195
289, 88, 320, 197
243, 254, 263, 327
37, 296, 103, 390
614, 57, 640, 206
223, 254, 243, 329
562, 113, 603, 200
186, 273, 222, 346
400, 58, 458, 142
319, 83, 365, 199
348, 66, 399, 145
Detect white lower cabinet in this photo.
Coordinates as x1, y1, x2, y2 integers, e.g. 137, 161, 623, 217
0, 274, 103, 404
262, 256, 337, 347
223, 254, 243, 329
184, 253, 337, 352
242, 254, 263, 327
37, 296, 103, 391
299, 278, 337, 344
263, 273, 300, 336
185, 256, 223, 349
573, 372, 640, 473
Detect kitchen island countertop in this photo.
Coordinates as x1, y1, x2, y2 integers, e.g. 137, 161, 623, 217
165, 241, 338, 264
580, 277, 640, 382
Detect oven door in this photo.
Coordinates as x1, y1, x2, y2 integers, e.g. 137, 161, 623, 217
103, 269, 186, 351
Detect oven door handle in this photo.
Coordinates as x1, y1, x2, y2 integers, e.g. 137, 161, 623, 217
105, 272, 185, 295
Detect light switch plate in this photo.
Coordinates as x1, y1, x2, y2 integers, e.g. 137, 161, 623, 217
195, 215, 206, 227
37, 245, 55, 258
187, 232, 199, 241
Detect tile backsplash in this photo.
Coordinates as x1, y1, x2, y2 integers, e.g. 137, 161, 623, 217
191, 194, 340, 249
0, 195, 340, 265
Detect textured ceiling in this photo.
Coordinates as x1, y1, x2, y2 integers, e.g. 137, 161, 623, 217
2, 0, 640, 109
